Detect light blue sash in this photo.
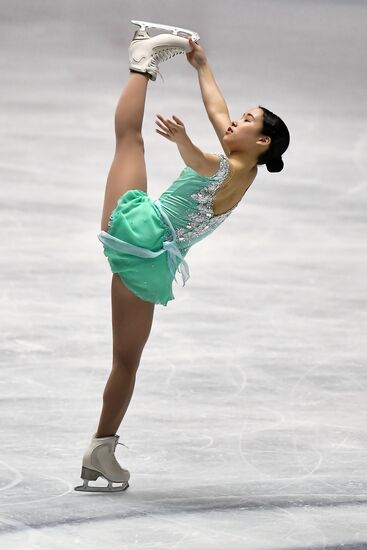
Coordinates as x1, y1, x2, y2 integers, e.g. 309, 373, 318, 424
97, 198, 190, 287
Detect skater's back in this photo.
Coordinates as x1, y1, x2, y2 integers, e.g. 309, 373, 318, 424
156, 152, 241, 254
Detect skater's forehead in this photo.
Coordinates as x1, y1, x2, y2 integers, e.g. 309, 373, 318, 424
242, 107, 263, 120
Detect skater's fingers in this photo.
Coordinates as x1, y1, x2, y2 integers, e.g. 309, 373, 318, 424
172, 115, 184, 126
165, 120, 179, 132
155, 124, 169, 135
156, 114, 175, 130
155, 119, 168, 131
155, 129, 171, 140
156, 114, 169, 126
156, 120, 175, 134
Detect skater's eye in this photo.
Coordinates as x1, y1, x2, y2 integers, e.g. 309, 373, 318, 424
243, 113, 255, 122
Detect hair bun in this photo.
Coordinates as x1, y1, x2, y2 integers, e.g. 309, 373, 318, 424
266, 156, 284, 173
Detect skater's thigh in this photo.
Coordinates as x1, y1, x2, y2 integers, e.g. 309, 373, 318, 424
111, 273, 155, 369
101, 135, 148, 232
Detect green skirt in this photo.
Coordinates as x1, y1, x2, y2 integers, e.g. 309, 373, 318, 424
98, 189, 190, 306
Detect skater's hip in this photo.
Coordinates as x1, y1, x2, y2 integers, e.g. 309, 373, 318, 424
97, 197, 190, 287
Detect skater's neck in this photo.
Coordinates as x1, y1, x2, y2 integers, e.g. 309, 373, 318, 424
227, 151, 258, 173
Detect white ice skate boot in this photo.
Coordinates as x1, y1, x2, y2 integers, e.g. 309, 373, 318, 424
129, 19, 200, 82
74, 433, 130, 492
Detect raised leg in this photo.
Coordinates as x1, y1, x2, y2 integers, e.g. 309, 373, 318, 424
100, 72, 150, 233
95, 273, 155, 438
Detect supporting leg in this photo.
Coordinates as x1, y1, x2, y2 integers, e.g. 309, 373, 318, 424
95, 274, 155, 438
95, 362, 137, 438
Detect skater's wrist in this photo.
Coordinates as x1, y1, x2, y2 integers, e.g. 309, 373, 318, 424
176, 133, 192, 147
196, 60, 209, 71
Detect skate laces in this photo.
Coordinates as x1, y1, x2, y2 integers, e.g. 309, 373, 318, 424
155, 66, 165, 84
114, 439, 129, 451
150, 47, 185, 83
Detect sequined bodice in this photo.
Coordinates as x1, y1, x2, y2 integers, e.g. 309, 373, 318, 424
157, 153, 239, 253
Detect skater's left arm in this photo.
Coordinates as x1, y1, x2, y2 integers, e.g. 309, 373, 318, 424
175, 136, 206, 172
155, 114, 221, 175
155, 114, 205, 172
175, 138, 223, 178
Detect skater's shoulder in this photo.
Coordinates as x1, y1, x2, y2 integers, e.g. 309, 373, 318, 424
186, 151, 232, 180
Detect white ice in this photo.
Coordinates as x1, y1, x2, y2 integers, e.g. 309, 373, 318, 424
1, 0, 367, 548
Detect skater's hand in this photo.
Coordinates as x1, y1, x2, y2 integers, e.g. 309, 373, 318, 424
186, 38, 207, 69
155, 114, 189, 144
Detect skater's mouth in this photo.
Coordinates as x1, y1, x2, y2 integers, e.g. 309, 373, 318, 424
226, 127, 234, 134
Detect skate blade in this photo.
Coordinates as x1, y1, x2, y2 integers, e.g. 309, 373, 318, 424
131, 19, 200, 42
74, 479, 129, 492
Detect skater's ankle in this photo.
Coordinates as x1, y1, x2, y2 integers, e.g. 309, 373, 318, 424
95, 431, 116, 439
129, 69, 150, 80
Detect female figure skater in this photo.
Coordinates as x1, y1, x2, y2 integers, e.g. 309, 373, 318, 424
74, 20, 290, 492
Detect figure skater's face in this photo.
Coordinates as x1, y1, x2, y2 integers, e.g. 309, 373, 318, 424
224, 106, 270, 155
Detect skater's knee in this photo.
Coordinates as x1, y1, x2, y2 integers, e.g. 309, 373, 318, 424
115, 120, 145, 145
115, 131, 145, 154
112, 350, 141, 374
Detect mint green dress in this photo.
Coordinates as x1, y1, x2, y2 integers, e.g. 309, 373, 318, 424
98, 153, 239, 306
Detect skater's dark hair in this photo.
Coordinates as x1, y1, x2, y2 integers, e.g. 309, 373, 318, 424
257, 106, 290, 173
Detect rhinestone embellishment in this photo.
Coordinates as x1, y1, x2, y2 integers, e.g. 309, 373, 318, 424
175, 154, 237, 247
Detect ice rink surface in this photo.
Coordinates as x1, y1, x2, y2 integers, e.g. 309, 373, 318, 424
1, 0, 366, 548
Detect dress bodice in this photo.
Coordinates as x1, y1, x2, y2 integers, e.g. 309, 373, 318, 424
156, 153, 240, 253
